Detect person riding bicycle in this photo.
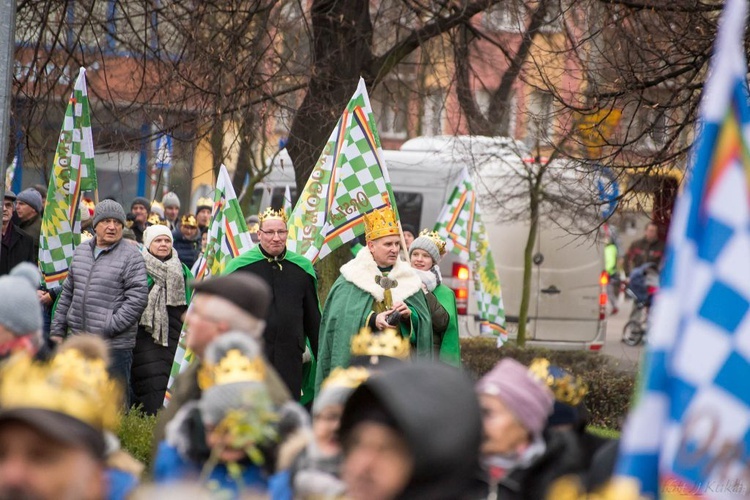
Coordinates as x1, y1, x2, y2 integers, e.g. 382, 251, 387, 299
627, 262, 659, 308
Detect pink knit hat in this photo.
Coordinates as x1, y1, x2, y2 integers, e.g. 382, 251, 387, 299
476, 358, 555, 435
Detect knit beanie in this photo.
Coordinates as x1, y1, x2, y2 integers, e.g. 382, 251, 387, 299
143, 224, 173, 250
409, 235, 441, 265
476, 358, 554, 436
162, 192, 180, 209
93, 200, 126, 228
0, 263, 43, 336
16, 188, 43, 214
130, 197, 150, 211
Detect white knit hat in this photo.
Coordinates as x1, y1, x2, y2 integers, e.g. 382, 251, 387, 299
143, 225, 173, 250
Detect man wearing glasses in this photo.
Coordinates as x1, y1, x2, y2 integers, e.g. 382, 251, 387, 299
51, 200, 148, 401
1, 191, 36, 276
224, 207, 320, 404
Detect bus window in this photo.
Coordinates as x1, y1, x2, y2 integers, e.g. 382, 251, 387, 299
394, 192, 423, 230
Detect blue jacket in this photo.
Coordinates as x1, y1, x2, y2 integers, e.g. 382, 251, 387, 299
172, 229, 200, 269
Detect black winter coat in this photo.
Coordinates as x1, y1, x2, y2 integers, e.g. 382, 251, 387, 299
0, 224, 36, 276
172, 229, 200, 269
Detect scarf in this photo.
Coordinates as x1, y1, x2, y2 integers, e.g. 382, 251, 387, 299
414, 268, 437, 292
140, 250, 187, 346
482, 433, 547, 480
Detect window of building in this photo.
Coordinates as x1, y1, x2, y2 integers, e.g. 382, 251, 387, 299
372, 83, 408, 139
483, 2, 525, 33
525, 90, 554, 149
421, 91, 445, 136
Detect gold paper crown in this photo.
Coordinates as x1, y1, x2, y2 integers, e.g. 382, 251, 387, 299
350, 327, 410, 359
197, 349, 267, 390
528, 358, 589, 406
181, 214, 197, 227
321, 366, 371, 391
418, 229, 447, 256
0, 350, 121, 431
363, 205, 399, 242
258, 207, 288, 224
147, 213, 167, 226
197, 197, 213, 210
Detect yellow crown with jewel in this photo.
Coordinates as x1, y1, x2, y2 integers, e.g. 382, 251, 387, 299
321, 366, 371, 390
419, 229, 447, 256
350, 327, 411, 359
0, 350, 122, 432
197, 197, 213, 210
147, 213, 167, 226
364, 204, 399, 242
259, 207, 288, 224
528, 358, 589, 406
198, 349, 267, 390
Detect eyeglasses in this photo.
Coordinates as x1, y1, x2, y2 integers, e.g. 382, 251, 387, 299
259, 229, 288, 238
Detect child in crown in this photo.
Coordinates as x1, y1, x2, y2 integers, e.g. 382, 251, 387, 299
153, 332, 308, 499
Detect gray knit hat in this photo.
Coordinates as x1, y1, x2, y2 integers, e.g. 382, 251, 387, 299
93, 200, 126, 228
16, 188, 43, 214
0, 263, 43, 336
409, 235, 441, 264
130, 196, 150, 211
162, 191, 180, 209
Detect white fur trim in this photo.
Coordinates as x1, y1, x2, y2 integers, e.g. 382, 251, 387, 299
340, 249, 422, 303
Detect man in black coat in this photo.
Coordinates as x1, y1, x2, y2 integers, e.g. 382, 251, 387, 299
1, 192, 36, 276
223, 207, 320, 402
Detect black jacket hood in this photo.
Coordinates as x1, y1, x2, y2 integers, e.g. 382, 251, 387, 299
340, 362, 482, 500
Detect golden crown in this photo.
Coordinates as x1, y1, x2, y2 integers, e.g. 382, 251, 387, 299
528, 358, 589, 406
197, 349, 267, 390
321, 366, 371, 391
363, 204, 399, 242
197, 197, 213, 209
181, 214, 197, 227
418, 229, 447, 256
259, 207, 288, 224
0, 350, 121, 432
147, 213, 167, 226
350, 327, 411, 359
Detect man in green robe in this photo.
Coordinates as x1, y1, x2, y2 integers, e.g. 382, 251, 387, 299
315, 206, 433, 391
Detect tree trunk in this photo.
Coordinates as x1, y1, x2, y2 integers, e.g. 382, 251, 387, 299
516, 168, 544, 346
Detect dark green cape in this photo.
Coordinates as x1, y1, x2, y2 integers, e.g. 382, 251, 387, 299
224, 245, 319, 405
433, 284, 460, 366
315, 274, 433, 392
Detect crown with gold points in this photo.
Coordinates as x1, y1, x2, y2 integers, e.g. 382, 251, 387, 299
350, 327, 411, 359
180, 214, 197, 227
147, 213, 167, 226
418, 228, 447, 256
321, 366, 371, 390
0, 349, 122, 432
197, 348, 267, 390
528, 358, 589, 406
363, 204, 399, 242
258, 207, 288, 224
196, 197, 213, 211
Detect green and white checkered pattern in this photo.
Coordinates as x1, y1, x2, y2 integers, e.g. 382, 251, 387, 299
39, 68, 98, 289
165, 164, 253, 406
288, 78, 397, 263
4, 155, 15, 190
435, 168, 507, 343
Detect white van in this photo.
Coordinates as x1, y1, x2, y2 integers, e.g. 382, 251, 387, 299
259, 136, 607, 351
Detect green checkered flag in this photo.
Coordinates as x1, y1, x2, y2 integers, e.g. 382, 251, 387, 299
287, 78, 399, 263
39, 68, 98, 289
434, 168, 507, 344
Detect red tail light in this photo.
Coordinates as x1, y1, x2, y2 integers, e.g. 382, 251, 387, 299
453, 263, 470, 315
599, 270, 608, 320
647, 285, 658, 295
599, 271, 609, 286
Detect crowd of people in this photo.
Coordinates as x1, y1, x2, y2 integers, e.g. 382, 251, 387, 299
0, 189, 624, 499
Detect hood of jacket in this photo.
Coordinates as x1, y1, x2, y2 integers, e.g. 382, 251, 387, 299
340, 362, 482, 500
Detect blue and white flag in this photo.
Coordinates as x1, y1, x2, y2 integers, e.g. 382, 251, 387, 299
152, 132, 173, 198
615, 0, 750, 497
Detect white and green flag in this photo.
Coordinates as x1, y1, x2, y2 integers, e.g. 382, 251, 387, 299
166, 164, 253, 406
287, 77, 399, 263
39, 67, 98, 289
434, 168, 507, 344
4, 154, 16, 191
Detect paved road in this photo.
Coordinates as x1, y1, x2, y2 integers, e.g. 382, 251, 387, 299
602, 299, 645, 371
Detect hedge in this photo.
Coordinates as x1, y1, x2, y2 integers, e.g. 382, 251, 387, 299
460, 338, 637, 430
119, 407, 157, 470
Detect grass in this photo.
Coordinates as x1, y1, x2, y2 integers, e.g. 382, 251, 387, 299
587, 426, 620, 439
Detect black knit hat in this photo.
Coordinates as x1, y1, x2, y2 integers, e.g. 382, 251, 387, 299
191, 272, 272, 320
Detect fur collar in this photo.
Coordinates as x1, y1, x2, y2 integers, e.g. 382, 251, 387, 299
340, 249, 422, 303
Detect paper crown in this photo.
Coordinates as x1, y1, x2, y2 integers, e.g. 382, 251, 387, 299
147, 213, 167, 226
0, 349, 121, 432
197, 197, 213, 210
350, 327, 411, 359
364, 205, 399, 242
418, 228, 447, 256
180, 214, 197, 227
259, 207, 288, 224
197, 348, 267, 391
528, 358, 589, 406
321, 366, 371, 391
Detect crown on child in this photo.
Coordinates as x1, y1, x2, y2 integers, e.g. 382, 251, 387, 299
350, 327, 410, 359
197, 349, 267, 390
528, 358, 589, 406
418, 229, 447, 256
